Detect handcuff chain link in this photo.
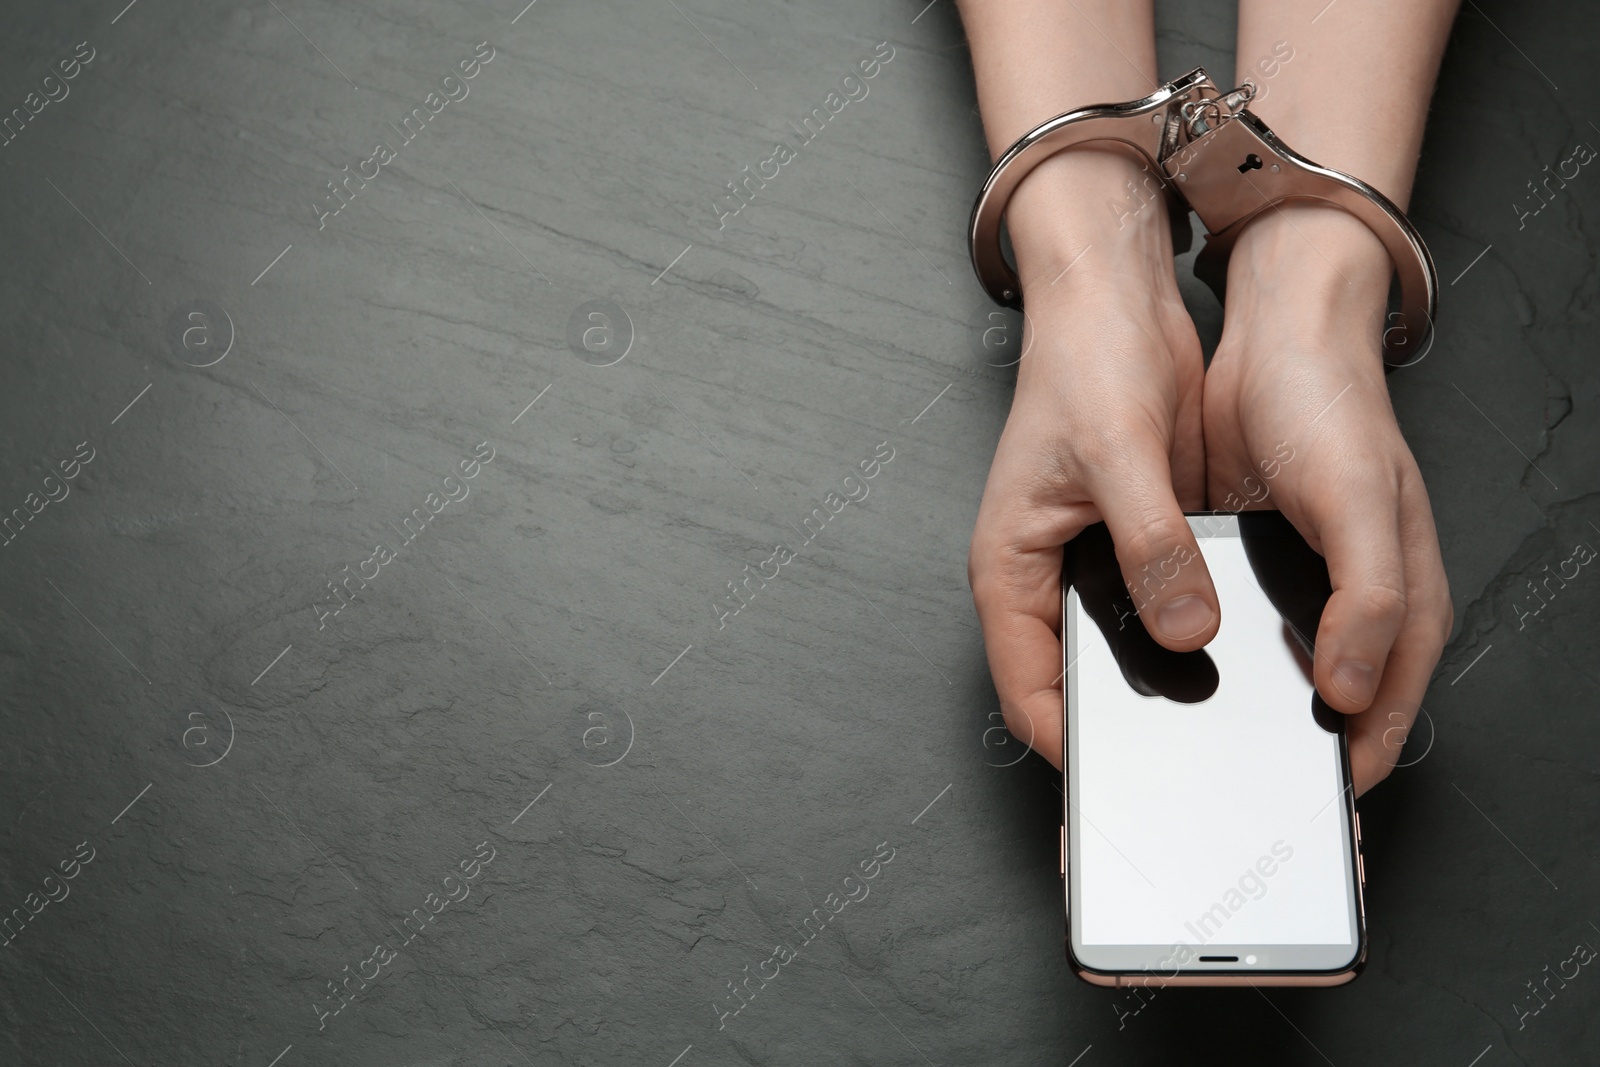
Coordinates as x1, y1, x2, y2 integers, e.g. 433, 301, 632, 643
1178, 81, 1258, 140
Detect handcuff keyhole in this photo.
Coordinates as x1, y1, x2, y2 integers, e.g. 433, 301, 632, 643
1238, 153, 1264, 173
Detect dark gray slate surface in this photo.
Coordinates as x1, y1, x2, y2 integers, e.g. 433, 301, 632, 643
0, 1, 1595, 1064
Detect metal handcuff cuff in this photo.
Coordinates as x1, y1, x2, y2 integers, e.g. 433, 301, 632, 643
968, 68, 1437, 368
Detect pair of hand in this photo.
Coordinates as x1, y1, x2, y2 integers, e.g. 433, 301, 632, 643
968, 148, 1452, 796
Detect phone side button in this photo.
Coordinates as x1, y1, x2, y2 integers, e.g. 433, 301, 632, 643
1060, 825, 1066, 879
1354, 811, 1362, 846
1357, 853, 1366, 887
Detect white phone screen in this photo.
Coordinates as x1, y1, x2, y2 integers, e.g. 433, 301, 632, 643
1065, 514, 1360, 972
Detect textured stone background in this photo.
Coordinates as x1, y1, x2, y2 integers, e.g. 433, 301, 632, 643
0, 0, 1595, 1064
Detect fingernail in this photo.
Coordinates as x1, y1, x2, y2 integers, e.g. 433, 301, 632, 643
1332, 660, 1377, 705
1156, 595, 1214, 641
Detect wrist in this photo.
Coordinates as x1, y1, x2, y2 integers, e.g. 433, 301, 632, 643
999, 148, 1205, 389
1216, 202, 1394, 367
1223, 202, 1392, 314
1005, 144, 1184, 304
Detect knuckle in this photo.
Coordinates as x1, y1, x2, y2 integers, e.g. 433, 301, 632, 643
967, 527, 1002, 595
999, 701, 1037, 746
1358, 581, 1409, 626
968, 570, 994, 617
1340, 460, 1403, 499
1074, 424, 1126, 470
968, 540, 1042, 628
1435, 588, 1456, 644
1117, 519, 1190, 572
1117, 525, 1196, 601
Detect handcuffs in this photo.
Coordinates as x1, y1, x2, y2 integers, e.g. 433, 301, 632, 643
967, 68, 1437, 367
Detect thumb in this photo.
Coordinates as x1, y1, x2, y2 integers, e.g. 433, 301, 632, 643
1089, 442, 1220, 652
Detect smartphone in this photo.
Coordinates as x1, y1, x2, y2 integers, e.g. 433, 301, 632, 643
1060, 511, 1366, 987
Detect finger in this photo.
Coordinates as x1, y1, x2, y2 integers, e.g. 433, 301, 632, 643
1347, 610, 1444, 795
1088, 438, 1219, 652
969, 533, 1067, 771
1303, 468, 1409, 714
1346, 486, 1452, 795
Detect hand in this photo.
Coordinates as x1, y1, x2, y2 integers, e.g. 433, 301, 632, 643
1204, 203, 1453, 795
968, 149, 1220, 771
